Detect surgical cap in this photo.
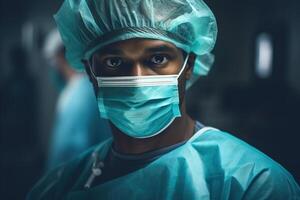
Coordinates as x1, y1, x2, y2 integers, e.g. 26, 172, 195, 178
54, 0, 217, 86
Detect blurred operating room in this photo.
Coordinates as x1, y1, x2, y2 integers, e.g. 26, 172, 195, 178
0, 0, 300, 199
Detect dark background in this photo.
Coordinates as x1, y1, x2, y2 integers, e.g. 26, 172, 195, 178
0, 0, 299, 199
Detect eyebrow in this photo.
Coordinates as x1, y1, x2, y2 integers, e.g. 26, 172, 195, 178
94, 44, 178, 57
96, 48, 124, 55
144, 45, 177, 54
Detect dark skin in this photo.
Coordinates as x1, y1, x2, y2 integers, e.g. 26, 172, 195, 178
83, 39, 196, 155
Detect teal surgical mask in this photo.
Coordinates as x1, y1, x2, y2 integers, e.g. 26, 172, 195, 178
91, 56, 189, 138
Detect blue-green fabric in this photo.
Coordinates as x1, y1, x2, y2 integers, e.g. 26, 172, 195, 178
27, 128, 300, 200
95, 56, 188, 138
54, 0, 218, 87
97, 85, 180, 138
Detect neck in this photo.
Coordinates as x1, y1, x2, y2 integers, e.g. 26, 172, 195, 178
111, 101, 195, 154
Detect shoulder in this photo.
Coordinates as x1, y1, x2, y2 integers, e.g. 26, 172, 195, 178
242, 165, 300, 199
195, 128, 285, 169
27, 139, 112, 200
193, 128, 300, 199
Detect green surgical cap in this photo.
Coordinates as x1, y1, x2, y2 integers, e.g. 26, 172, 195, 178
54, 0, 218, 86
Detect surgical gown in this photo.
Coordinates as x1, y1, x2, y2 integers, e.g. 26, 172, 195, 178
28, 127, 300, 200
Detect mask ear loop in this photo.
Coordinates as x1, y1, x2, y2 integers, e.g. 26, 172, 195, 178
87, 56, 97, 78
87, 57, 101, 87
177, 54, 190, 79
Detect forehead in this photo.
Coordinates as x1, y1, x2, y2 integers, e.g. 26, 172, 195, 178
92, 39, 182, 58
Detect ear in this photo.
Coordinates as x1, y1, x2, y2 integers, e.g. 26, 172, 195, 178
185, 53, 196, 80
82, 59, 98, 95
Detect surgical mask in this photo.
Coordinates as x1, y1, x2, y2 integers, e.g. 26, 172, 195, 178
91, 55, 189, 138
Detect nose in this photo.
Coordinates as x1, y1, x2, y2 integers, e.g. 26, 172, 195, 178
130, 62, 147, 76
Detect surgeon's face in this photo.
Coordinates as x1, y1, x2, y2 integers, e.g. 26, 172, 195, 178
84, 39, 195, 101
90, 39, 193, 76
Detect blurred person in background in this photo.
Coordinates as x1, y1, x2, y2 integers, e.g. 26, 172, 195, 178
28, 0, 300, 199
43, 29, 111, 170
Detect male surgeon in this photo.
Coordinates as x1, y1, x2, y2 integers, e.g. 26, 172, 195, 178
28, 0, 300, 199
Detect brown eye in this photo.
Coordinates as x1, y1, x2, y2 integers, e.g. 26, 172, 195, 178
150, 55, 168, 65
104, 57, 123, 69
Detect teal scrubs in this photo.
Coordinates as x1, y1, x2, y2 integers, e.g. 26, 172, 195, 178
28, 127, 300, 200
